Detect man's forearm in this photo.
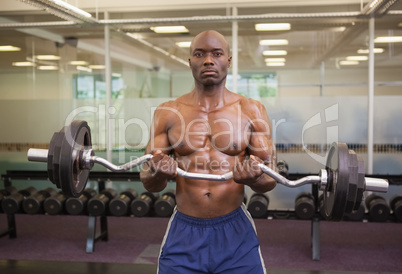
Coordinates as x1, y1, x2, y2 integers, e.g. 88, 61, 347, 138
139, 163, 168, 192
249, 173, 277, 193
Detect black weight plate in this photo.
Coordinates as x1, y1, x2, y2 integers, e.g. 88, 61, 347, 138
47, 131, 58, 184
59, 121, 92, 197
354, 155, 365, 211
323, 142, 349, 221
344, 203, 365, 222
49, 130, 65, 189
345, 150, 358, 215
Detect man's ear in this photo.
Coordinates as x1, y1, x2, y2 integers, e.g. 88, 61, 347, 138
228, 56, 232, 67
188, 58, 191, 67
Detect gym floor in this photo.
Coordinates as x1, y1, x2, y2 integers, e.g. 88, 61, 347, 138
0, 214, 401, 274
0, 260, 380, 274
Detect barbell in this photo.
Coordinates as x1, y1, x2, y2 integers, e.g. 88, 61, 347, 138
27, 120, 389, 221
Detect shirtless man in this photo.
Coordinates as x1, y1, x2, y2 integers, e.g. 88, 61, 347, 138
140, 30, 277, 274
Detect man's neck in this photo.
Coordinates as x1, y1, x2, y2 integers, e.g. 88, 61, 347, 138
192, 84, 228, 112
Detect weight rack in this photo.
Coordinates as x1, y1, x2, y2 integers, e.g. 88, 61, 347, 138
1, 170, 401, 257
0, 170, 142, 253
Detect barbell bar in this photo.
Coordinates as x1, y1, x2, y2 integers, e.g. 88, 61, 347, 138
27, 120, 389, 221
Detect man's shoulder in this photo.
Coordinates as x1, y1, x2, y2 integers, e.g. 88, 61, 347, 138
237, 95, 266, 112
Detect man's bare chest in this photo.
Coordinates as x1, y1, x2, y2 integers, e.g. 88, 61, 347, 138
167, 107, 251, 155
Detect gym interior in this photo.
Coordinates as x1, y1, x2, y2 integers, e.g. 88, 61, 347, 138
0, 0, 401, 273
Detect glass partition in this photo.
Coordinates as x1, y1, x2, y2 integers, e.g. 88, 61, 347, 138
0, 3, 401, 201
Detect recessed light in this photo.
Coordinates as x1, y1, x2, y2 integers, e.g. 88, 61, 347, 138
374, 36, 402, 43
151, 26, 189, 33
266, 62, 285, 67
346, 56, 368, 61
0, 45, 21, 51
36, 55, 60, 60
76, 66, 92, 72
176, 41, 192, 48
357, 48, 384, 54
89, 65, 105, 69
51, 0, 92, 18
259, 39, 288, 46
12, 62, 35, 67
69, 61, 89, 65
340, 60, 359, 65
262, 50, 287, 56
255, 23, 291, 31
38, 65, 58, 70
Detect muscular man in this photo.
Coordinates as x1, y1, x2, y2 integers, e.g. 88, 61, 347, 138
140, 30, 277, 274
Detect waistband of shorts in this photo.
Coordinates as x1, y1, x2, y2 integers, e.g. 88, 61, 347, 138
174, 204, 246, 227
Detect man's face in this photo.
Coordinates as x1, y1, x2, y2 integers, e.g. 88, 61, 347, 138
189, 32, 231, 87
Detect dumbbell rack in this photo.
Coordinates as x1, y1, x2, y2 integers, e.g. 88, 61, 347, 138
0, 170, 142, 253
2, 170, 401, 257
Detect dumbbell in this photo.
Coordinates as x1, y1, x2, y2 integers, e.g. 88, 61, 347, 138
277, 160, 289, 178
365, 194, 390, 222
2, 186, 38, 214
389, 195, 402, 222
44, 192, 67, 215
0, 186, 18, 196
131, 192, 159, 217
87, 188, 117, 216
294, 192, 316, 220
109, 188, 138, 217
155, 189, 176, 217
65, 188, 97, 215
0, 186, 18, 213
23, 187, 58, 214
247, 193, 269, 218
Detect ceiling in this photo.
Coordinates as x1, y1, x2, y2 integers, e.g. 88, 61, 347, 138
0, 0, 401, 73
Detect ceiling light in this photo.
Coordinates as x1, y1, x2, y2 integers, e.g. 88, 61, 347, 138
38, 65, 58, 70
69, 61, 89, 65
357, 48, 384, 54
262, 50, 287, 56
151, 26, 189, 33
36, 55, 60, 60
266, 62, 285, 67
265, 58, 286, 62
176, 41, 192, 48
340, 60, 359, 65
76, 66, 92, 72
112, 73, 122, 77
0, 45, 21, 51
259, 39, 288, 46
332, 27, 346, 32
12, 62, 35, 67
374, 36, 402, 43
346, 56, 368, 61
89, 65, 105, 69
50, 0, 92, 18
399, 23, 402, 27
255, 23, 291, 31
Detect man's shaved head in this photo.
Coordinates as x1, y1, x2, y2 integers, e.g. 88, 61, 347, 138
190, 30, 231, 55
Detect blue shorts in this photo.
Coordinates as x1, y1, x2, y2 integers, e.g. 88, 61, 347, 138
158, 204, 266, 274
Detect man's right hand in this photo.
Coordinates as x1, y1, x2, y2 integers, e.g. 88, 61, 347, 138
147, 151, 177, 179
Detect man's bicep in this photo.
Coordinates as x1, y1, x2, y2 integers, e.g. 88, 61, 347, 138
247, 103, 277, 166
145, 132, 172, 154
